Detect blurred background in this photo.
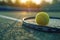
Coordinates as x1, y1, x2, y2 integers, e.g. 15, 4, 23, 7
0, 0, 60, 11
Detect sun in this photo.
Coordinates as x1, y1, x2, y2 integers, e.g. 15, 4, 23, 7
32, 0, 42, 5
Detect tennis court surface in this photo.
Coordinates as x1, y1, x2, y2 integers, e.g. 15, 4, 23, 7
0, 11, 60, 40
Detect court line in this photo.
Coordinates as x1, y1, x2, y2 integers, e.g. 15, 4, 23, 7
0, 15, 22, 22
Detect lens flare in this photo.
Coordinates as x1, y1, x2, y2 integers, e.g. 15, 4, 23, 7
32, 0, 42, 5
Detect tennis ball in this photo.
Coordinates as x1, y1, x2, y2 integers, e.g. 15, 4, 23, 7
35, 12, 49, 26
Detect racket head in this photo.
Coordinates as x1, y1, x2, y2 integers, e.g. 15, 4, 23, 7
22, 17, 60, 33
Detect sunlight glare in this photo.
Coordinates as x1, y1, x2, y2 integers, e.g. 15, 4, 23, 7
4, 0, 8, 3
20, 0, 28, 3
11, 0, 16, 4
32, 0, 42, 5
45, 0, 53, 4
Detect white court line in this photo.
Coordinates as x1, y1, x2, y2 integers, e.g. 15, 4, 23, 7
0, 15, 22, 22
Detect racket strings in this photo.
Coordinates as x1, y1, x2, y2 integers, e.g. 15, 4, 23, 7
48, 19, 60, 28
24, 19, 60, 28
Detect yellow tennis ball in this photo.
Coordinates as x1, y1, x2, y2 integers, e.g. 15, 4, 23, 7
35, 12, 49, 26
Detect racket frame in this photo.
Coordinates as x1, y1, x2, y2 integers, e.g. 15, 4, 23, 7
22, 17, 60, 33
